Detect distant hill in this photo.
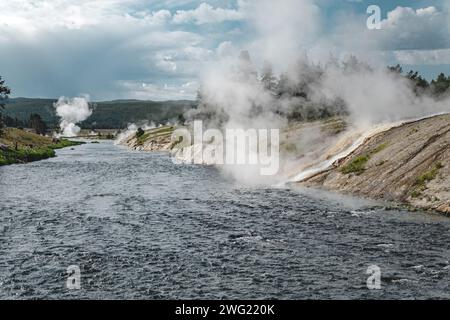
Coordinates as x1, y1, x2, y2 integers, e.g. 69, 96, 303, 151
3, 98, 197, 129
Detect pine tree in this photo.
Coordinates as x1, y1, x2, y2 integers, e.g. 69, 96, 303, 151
0, 76, 11, 136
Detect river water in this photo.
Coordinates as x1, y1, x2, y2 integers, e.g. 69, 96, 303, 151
0, 141, 449, 299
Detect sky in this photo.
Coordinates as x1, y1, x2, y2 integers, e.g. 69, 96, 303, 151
1, 0, 450, 101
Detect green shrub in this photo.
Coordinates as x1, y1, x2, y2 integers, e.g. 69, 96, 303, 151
410, 162, 444, 198
341, 143, 389, 175
341, 155, 369, 175
415, 163, 443, 187
371, 143, 388, 154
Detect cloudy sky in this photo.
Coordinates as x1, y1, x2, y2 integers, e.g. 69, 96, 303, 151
1, 0, 449, 100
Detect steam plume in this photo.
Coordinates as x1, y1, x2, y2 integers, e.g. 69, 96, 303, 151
54, 96, 92, 137
184, 0, 450, 185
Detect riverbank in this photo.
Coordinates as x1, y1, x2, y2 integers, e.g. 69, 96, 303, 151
0, 128, 84, 166
117, 126, 175, 151
301, 114, 450, 215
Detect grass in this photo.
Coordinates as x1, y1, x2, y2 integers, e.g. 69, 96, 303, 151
341, 155, 369, 175
0, 128, 84, 166
371, 143, 388, 154
410, 162, 444, 198
0, 147, 55, 165
49, 139, 83, 150
341, 142, 389, 175
1, 128, 52, 147
416, 162, 443, 185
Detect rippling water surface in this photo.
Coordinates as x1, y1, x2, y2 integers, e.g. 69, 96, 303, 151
0, 141, 449, 299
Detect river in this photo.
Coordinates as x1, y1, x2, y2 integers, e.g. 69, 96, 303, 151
0, 141, 449, 299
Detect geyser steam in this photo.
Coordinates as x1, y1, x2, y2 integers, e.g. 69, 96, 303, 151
55, 96, 92, 137
184, 0, 450, 185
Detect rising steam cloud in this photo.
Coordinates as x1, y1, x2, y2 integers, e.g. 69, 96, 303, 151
185, 0, 450, 185
55, 96, 92, 137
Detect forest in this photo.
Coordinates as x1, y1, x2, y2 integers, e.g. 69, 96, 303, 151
1, 97, 196, 130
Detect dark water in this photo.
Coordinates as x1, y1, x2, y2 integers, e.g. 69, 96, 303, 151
0, 141, 449, 299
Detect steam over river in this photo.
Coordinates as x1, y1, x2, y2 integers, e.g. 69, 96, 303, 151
0, 141, 449, 299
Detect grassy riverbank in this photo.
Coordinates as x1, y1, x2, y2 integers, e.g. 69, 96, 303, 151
0, 128, 83, 166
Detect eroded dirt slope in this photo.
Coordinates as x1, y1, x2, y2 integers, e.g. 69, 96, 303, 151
303, 114, 450, 214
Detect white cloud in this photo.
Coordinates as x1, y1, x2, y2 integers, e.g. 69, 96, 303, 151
329, 4, 450, 66
0, 0, 209, 100
118, 80, 199, 100
126, 31, 203, 50
131, 9, 173, 26
378, 6, 450, 50
1, 0, 449, 100
173, 3, 243, 25
394, 49, 450, 65
0, 0, 162, 33
216, 41, 238, 58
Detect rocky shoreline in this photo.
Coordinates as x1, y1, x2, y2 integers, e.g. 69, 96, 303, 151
117, 126, 174, 152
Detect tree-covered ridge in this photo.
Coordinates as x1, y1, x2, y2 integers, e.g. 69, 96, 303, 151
388, 64, 450, 97
192, 54, 450, 127
3, 57, 450, 132
2, 98, 196, 129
